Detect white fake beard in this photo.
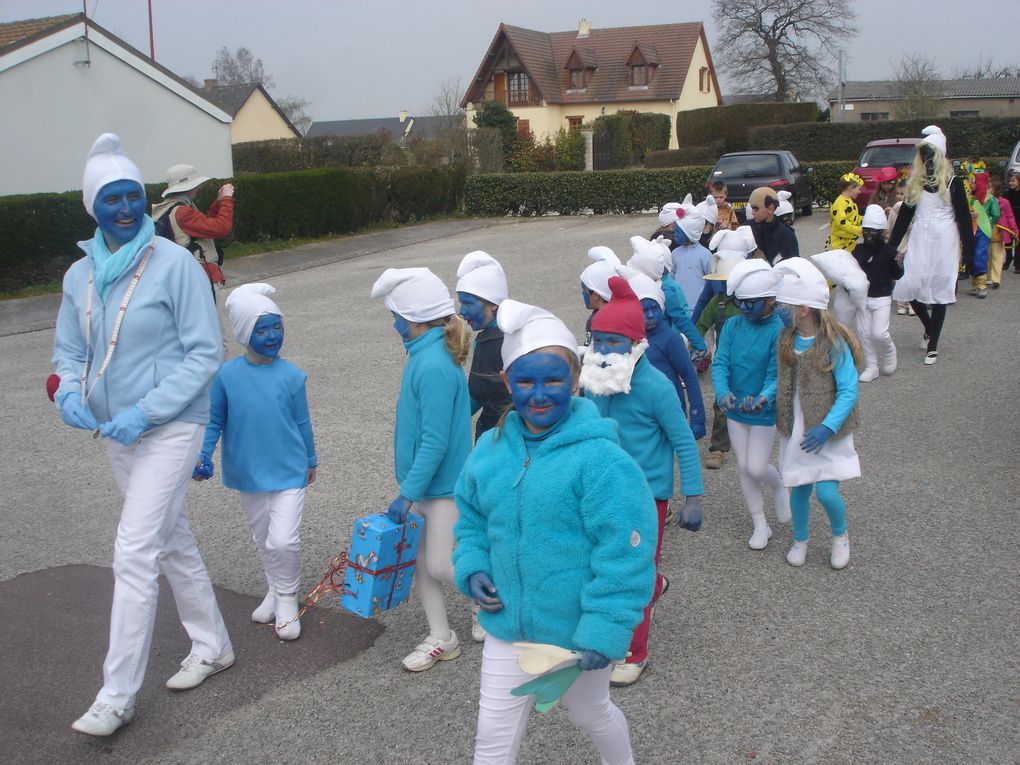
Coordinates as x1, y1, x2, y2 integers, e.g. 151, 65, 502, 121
580, 339, 648, 395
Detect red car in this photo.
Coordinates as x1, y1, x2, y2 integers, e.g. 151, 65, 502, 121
853, 137, 920, 210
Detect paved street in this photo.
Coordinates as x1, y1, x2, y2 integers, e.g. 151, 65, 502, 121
1, 214, 1016, 764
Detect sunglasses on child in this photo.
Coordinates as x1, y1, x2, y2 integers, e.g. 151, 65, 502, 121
730, 297, 765, 310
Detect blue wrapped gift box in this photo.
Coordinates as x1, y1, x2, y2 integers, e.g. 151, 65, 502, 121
341, 512, 422, 618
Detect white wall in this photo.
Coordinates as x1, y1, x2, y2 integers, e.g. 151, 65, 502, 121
0, 37, 232, 197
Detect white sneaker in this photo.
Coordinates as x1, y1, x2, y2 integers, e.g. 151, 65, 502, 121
251, 591, 275, 624
610, 660, 647, 687
471, 603, 487, 642
858, 367, 879, 383
748, 524, 772, 550
71, 701, 132, 736
402, 632, 460, 672
830, 533, 850, 570
786, 540, 808, 567
774, 488, 792, 524
880, 361, 897, 376
924, 351, 938, 366
274, 594, 301, 641
166, 649, 235, 690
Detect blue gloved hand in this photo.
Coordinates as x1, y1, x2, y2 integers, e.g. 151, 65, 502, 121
386, 496, 412, 524
98, 405, 150, 445
691, 418, 707, 440
192, 454, 214, 481
57, 391, 97, 431
738, 395, 768, 414
577, 650, 612, 672
801, 424, 834, 454
677, 495, 703, 531
468, 571, 503, 613
717, 392, 737, 413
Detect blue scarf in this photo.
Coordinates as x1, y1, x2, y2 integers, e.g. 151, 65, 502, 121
91, 216, 155, 302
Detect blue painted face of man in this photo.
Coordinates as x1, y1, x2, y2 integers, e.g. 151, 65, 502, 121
94, 179, 147, 246
581, 282, 592, 310
505, 352, 574, 434
641, 299, 663, 331
457, 291, 492, 331
249, 313, 284, 359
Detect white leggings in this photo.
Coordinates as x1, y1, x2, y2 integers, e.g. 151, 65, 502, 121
855, 296, 897, 373
414, 497, 458, 638
239, 488, 305, 596
727, 419, 787, 522
473, 635, 634, 765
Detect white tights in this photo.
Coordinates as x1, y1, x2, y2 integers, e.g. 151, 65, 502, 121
727, 419, 789, 525
414, 497, 458, 638
239, 488, 304, 596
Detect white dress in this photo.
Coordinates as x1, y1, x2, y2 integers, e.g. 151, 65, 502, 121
892, 182, 961, 305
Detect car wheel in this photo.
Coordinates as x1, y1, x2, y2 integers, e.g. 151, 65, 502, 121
800, 202, 813, 216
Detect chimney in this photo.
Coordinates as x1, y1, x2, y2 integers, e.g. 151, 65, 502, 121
577, 19, 591, 39
204, 79, 217, 91
398, 110, 409, 123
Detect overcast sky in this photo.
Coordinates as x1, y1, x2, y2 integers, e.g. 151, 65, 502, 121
4, 0, 1019, 123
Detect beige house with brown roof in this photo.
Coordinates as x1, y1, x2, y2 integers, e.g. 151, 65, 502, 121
202, 81, 301, 143
461, 20, 721, 149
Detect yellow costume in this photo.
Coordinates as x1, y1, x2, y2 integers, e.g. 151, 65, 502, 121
826, 195, 863, 252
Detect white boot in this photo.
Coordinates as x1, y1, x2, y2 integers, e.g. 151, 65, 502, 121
786, 540, 808, 567
274, 594, 301, 641
858, 367, 879, 383
830, 533, 850, 570
774, 487, 792, 524
251, 591, 275, 624
880, 348, 897, 376
748, 519, 772, 550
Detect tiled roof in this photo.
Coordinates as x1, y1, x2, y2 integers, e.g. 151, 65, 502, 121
464, 21, 711, 106
0, 13, 77, 52
827, 78, 1020, 101
203, 83, 259, 116
307, 115, 450, 141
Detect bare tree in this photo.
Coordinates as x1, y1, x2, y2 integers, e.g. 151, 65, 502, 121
892, 53, 945, 120
712, 0, 859, 102
950, 57, 1020, 79
209, 47, 312, 136
276, 96, 312, 136
427, 76, 468, 163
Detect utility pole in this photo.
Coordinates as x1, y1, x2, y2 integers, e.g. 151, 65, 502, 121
837, 50, 844, 123
148, 0, 155, 60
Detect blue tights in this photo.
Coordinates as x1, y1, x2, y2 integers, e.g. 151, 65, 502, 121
790, 481, 847, 542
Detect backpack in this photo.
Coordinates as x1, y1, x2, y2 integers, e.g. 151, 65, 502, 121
153, 203, 224, 265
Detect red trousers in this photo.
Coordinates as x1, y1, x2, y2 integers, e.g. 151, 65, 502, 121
626, 498, 667, 664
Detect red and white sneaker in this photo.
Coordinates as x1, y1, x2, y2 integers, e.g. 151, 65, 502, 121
402, 631, 461, 672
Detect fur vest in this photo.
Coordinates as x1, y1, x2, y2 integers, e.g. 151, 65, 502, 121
776, 341, 859, 439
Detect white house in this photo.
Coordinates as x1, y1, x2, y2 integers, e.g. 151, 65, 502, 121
0, 14, 232, 197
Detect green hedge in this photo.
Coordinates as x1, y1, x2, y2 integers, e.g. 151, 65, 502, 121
232, 134, 389, 173
1, 165, 467, 293
677, 102, 819, 154
750, 116, 1020, 161
592, 112, 671, 168
644, 142, 724, 168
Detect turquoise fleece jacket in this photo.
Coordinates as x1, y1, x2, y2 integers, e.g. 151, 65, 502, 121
52, 235, 221, 426
661, 274, 707, 351
453, 397, 656, 660
394, 327, 472, 502
585, 357, 704, 499
711, 313, 783, 427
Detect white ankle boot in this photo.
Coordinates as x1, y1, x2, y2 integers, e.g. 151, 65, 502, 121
274, 594, 301, 640
830, 533, 850, 569
786, 540, 808, 567
251, 591, 275, 624
858, 367, 879, 383
748, 523, 772, 550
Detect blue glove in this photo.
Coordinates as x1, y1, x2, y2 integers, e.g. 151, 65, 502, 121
577, 650, 612, 672
192, 454, 214, 481
386, 496, 412, 524
717, 392, 737, 413
468, 571, 503, 613
739, 395, 768, 414
691, 419, 707, 440
57, 392, 97, 431
677, 495, 703, 531
801, 424, 834, 454
98, 405, 150, 445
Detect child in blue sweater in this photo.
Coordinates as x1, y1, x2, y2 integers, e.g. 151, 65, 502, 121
371, 268, 474, 671
711, 260, 792, 551
193, 283, 316, 640
454, 299, 655, 765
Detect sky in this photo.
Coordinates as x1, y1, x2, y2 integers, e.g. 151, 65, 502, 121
3, 0, 1019, 124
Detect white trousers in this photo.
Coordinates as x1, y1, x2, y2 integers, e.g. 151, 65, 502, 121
414, 497, 458, 638
240, 488, 305, 596
99, 421, 232, 711
474, 636, 634, 765
727, 420, 787, 522
855, 296, 897, 373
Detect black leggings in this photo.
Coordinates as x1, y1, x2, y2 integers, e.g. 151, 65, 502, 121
910, 302, 947, 353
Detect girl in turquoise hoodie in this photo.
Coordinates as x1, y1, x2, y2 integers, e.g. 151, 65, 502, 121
454, 300, 656, 765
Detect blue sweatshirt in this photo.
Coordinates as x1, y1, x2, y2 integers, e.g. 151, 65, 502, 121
53, 235, 221, 426
201, 357, 317, 492
395, 327, 472, 502
661, 274, 707, 351
644, 322, 706, 439
794, 335, 859, 433
453, 397, 656, 660
585, 357, 704, 499
711, 313, 783, 426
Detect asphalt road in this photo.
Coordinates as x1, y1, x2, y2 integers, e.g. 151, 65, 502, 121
0, 214, 1016, 764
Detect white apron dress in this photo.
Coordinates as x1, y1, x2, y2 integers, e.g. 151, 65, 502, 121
892, 184, 961, 305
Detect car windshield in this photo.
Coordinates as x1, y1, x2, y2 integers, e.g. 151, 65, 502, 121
858, 145, 916, 168
713, 154, 781, 178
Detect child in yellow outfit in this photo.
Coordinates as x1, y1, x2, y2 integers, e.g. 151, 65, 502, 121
825, 173, 864, 252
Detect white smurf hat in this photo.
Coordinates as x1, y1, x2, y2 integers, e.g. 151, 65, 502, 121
920, 125, 947, 156
81, 133, 144, 218
696, 194, 719, 226
618, 265, 665, 310
862, 204, 887, 230
498, 299, 578, 369
371, 267, 455, 323
456, 250, 508, 305
581, 246, 621, 300
726, 259, 780, 299
675, 193, 706, 243
775, 190, 794, 218
626, 235, 671, 280
658, 202, 681, 227
226, 282, 283, 346
774, 257, 830, 310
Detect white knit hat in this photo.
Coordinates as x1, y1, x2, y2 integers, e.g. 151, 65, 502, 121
370, 267, 455, 323
774, 257, 830, 310
81, 133, 144, 218
626, 235, 671, 280
226, 282, 283, 347
618, 265, 665, 310
696, 194, 719, 226
580, 246, 621, 301
862, 204, 887, 230
675, 193, 706, 243
775, 190, 794, 218
706, 229, 750, 281
726, 259, 780, 299
658, 202, 681, 227
498, 299, 579, 369
456, 250, 508, 305
920, 125, 947, 156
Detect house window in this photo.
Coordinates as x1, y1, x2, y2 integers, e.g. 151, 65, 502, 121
517, 119, 531, 137
569, 69, 586, 90
950, 110, 979, 118
630, 65, 648, 87
860, 112, 889, 122
508, 72, 531, 106
567, 116, 583, 130
699, 67, 711, 93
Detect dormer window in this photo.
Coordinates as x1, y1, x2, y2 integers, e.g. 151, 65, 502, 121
627, 43, 658, 89
565, 47, 596, 92
570, 68, 586, 89
630, 65, 648, 87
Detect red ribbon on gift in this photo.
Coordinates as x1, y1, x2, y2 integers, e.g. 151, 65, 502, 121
347, 519, 417, 610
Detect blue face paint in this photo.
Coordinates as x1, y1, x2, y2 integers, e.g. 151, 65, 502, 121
249, 313, 284, 358
737, 297, 772, 322
591, 331, 634, 356
457, 291, 490, 331
392, 312, 412, 342
672, 227, 690, 247
641, 298, 663, 331
581, 282, 592, 309
775, 303, 794, 327
94, 179, 146, 245
507, 352, 573, 434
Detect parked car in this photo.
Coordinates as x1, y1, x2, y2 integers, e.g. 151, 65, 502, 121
1006, 139, 1020, 180
853, 137, 920, 209
705, 151, 813, 222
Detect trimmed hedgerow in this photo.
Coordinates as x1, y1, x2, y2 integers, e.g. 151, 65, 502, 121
232, 134, 389, 173
677, 102, 819, 154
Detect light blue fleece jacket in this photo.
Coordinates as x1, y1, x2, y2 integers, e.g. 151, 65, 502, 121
660, 274, 707, 351
52, 235, 221, 426
395, 327, 472, 502
711, 313, 783, 427
585, 356, 704, 499
453, 397, 656, 660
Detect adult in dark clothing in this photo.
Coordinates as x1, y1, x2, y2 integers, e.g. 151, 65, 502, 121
1004, 172, 1020, 272
747, 187, 800, 265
